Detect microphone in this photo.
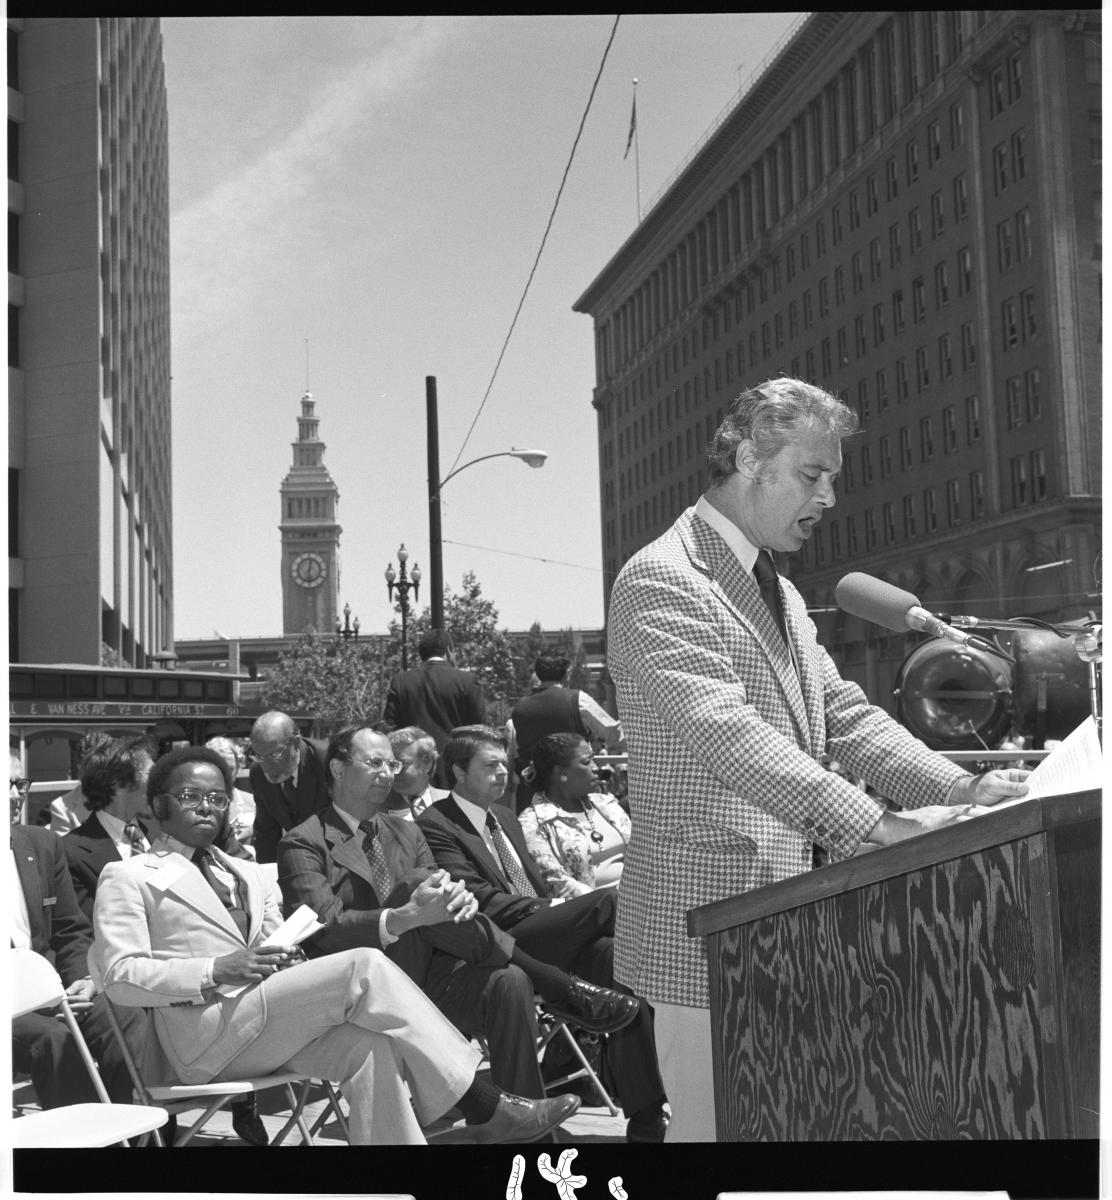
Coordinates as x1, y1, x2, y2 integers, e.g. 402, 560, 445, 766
835, 573, 989, 650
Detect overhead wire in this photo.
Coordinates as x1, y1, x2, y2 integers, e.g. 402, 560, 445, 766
444, 14, 623, 479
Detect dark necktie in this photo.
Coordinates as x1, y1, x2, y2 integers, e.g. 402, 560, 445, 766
122, 820, 146, 856
486, 813, 537, 897
752, 550, 788, 645
358, 819, 394, 903
192, 848, 250, 940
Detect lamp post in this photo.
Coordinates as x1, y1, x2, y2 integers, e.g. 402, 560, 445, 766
386, 544, 421, 670
335, 602, 360, 643
425, 375, 547, 630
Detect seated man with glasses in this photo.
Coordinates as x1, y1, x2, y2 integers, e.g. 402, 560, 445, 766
277, 725, 639, 1106
248, 711, 331, 864
90, 744, 583, 1145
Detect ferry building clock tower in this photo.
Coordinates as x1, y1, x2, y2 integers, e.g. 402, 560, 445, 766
280, 390, 342, 635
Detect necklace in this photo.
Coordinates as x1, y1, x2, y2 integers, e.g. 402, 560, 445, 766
579, 798, 605, 846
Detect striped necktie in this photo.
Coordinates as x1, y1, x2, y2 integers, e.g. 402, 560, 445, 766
486, 812, 537, 897
122, 820, 146, 856
192, 848, 250, 940
358, 819, 394, 903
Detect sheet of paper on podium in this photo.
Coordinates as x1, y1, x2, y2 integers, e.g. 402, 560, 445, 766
981, 715, 1102, 810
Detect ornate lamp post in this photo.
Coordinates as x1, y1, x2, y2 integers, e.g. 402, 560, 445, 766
335, 602, 360, 643
385, 544, 421, 670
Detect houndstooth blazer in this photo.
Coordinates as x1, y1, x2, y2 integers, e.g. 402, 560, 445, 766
607, 507, 968, 1008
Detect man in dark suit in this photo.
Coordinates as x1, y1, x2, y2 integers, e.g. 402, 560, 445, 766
278, 725, 638, 1104
248, 711, 330, 864
416, 726, 669, 1143
10, 754, 137, 1109
382, 630, 486, 786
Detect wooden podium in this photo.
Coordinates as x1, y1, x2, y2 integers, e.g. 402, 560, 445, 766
687, 790, 1100, 1140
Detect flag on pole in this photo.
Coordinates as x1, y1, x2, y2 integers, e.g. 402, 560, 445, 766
623, 87, 637, 160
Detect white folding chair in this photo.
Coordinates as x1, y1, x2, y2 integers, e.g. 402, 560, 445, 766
102, 995, 349, 1147
9, 948, 169, 1148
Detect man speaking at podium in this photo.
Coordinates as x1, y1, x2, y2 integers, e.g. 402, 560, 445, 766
607, 377, 1029, 1142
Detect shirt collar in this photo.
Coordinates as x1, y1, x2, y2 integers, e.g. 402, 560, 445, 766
95, 809, 129, 842
159, 830, 209, 860
332, 805, 365, 837
695, 494, 760, 573
452, 792, 492, 837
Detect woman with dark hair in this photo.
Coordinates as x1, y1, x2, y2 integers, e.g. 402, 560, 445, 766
519, 733, 630, 898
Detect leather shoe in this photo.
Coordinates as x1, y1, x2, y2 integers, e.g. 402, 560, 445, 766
626, 1107, 668, 1142
231, 1099, 270, 1147
469, 1092, 581, 1144
546, 977, 639, 1036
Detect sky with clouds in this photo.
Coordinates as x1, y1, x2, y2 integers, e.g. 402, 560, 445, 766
163, 14, 802, 642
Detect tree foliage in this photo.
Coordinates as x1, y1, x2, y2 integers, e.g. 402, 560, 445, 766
259, 630, 387, 735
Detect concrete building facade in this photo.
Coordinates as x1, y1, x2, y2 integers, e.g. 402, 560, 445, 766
575, 10, 1101, 711
8, 17, 173, 667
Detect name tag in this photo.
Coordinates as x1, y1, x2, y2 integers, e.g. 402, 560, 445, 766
42, 896, 57, 907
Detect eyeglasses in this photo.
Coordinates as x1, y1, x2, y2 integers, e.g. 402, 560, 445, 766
352, 756, 403, 775
252, 738, 296, 765
164, 788, 231, 811
9, 778, 30, 795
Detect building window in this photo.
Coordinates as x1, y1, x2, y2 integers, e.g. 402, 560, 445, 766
990, 65, 1007, 118
930, 191, 945, 237
961, 321, 977, 369
1020, 288, 1037, 340
993, 142, 1009, 193
934, 262, 950, 308
816, 217, 827, 256
957, 246, 972, 295
896, 357, 909, 402
1002, 298, 1019, 350
855, 315, 867, 357
849, 189, 861, 231
818, 277, 830, 317
867, 173, 879, 215
946, 478, 961, 526
821, 337, 832, 375
943, 405, 957, 452
1005, 375, 1023, 428
953, 173, 968, 221
899, 426, 912, 469
906, 139, 920, 184
800, 231, 811, 269
886, 156, 899, 200
1012, 129, 1027, 181
834, 266, 846, 307
873, 303, 886, 345
1031, 448, 1047, 501
889, 222, 902, 267
832, 203, 844, 244
950, 101, 965, 148
861, 444, 874, 485
1025, 367, 1041, 422
775, 312, 784, 350
856, 380, 870, 425
965, 395, 981, 443
852, 252, 864, 293
788, 300, 799, 338
909, 208, 922, 252
803, 290, 813, 329
786, 244, 796, 281
864, 508, 877, 550
883, 501, 896, 545
1015, 208, 1032, 261
1010, 454, 1029, 507
837, 327, 848, 366
902, 495, 917, 539
969, 469, 985, 518
927, 120, 942, 165
892, 290, 906, 333
806, 348, 815, 379
938, 333, 953, 379
879, 434, 892, 477
869, 239, 882, 282
846, 513, 858, 554
876, 368, 889, 411
1008, 51, 1024, 103
919, 415, 934, 461
912, 276, 926, 322
923, 487, 938, 532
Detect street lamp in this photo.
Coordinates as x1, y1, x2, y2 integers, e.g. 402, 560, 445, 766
425, 375, 547, 629
335, 602, 360, 643
386, 544, 422, 670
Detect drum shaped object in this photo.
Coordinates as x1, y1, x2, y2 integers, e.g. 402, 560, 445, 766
893, 627, 1090, 750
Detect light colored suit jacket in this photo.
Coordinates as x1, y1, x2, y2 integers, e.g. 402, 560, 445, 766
90, 837, 282, 1083
607, 506, 967, 1007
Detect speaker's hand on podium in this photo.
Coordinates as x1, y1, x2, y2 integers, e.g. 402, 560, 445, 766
866, 804, 978, 846
950, 767, 1031, 808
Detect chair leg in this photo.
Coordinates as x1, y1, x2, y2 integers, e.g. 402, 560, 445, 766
546, 1021, 621, 1117
175, 1097, 231, 1147
269, 1080, 315, 1146
320, 1081, 350, 1143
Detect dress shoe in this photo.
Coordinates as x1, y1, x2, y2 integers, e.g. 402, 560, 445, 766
469, 1092, 581, 1144
231, 1099, 270, 1147
545, 977, 639, 1036
626, 1107, 668, 1143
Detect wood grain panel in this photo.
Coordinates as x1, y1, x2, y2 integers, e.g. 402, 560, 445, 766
710, 840, 1052, 1140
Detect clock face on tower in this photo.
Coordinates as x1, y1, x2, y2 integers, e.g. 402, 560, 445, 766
292, 552, 327, 588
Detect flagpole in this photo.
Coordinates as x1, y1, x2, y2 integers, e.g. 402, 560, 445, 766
633, 79, 641, 223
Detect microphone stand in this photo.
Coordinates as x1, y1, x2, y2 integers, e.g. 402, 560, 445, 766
1073, 623, 1103, 745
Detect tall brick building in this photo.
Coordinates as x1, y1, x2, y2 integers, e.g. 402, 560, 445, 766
575, 10, 1101, 709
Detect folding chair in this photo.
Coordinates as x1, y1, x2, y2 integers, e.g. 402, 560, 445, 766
536, 1003, 621, 1117
9, 948, 169, 1148
102, 995, 349, 1146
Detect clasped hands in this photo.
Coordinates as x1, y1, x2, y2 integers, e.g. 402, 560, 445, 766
212, 943, 305, 986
